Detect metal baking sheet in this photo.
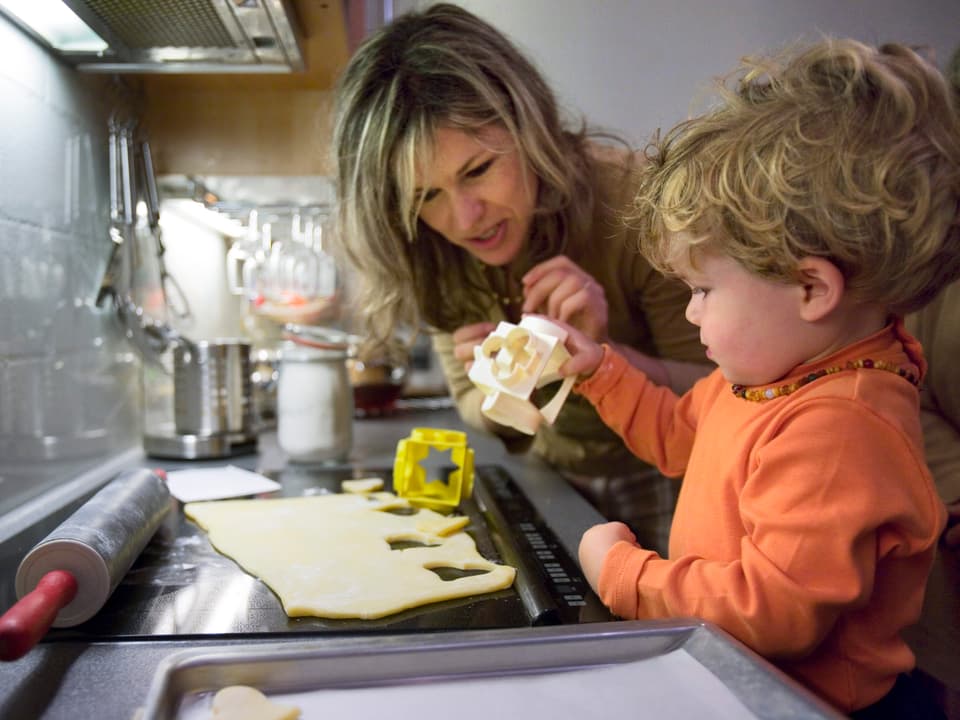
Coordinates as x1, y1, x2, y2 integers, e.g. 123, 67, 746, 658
37, 465, 609, 643
139, 620, 845, 719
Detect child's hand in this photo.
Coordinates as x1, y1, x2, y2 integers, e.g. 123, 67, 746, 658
560, 321, 605, 378
524, 314, 604, 379
578, 521, 638, 594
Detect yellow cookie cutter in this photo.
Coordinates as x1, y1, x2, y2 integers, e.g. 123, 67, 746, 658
393, 428, 475, 510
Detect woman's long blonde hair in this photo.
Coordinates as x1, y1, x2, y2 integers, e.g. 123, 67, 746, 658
332, 3, 599, 339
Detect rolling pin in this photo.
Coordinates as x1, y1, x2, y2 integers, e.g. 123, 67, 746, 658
0, 468, 171, 661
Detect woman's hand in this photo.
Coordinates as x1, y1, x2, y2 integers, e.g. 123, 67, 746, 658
522, 255, 608, 341
578, 521, 638, 594
452, 321, 498, 373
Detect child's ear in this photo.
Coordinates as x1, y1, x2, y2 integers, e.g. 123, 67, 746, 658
796, 257, 844, 322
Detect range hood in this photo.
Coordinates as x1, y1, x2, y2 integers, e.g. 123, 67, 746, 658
54, 0, 305, 73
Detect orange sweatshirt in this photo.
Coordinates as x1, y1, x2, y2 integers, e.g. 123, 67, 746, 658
575, 320, 946, 713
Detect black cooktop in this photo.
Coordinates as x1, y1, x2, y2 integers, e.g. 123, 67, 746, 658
45, 465, 611, 643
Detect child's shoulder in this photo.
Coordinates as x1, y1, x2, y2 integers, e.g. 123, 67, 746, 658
778, 367, 923, 442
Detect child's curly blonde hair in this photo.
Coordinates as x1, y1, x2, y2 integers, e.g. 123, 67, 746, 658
632, 39, 960, 315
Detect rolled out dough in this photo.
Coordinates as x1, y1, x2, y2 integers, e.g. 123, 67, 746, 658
185, 492, 516, 619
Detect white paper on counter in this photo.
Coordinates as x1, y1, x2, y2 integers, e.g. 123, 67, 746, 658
164, 466, 281, 502
177, 649, 760, 720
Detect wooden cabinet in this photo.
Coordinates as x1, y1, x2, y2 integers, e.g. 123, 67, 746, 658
139, 0, 350, 176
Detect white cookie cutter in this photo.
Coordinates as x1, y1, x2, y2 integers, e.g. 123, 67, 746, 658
467, 317, 576, 435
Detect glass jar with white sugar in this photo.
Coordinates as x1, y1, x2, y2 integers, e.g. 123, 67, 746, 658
276, 338, 353, 463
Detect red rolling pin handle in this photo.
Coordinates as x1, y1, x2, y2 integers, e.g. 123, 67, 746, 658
0, 570, 78, 661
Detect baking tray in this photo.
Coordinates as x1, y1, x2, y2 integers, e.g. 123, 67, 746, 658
139, 619, 845, 719
38, 465, 609, 643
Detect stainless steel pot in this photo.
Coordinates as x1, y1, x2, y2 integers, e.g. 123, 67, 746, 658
173, 339, 253, 438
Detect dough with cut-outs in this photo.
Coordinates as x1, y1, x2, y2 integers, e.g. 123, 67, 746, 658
185, 492, 515, 619
210, 686, 299, 720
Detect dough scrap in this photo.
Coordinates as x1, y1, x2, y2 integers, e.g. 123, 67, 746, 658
210, 686, 299, 720
341, 477, 384, 493
185, 492, 515, 619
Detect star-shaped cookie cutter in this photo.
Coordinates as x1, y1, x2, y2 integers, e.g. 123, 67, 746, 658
393, 428, 475, 510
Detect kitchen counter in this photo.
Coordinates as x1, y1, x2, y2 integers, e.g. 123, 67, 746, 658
2, 403, 957, 719
0, 405, 607, 720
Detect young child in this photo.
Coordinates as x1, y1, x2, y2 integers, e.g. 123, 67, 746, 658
556, 39, 960, 718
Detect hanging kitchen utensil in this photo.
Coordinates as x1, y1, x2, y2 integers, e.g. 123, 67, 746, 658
96, 114, 191, 363
118, 122, 139, 280
95, 120, 129, 308
140, 139, 191, 322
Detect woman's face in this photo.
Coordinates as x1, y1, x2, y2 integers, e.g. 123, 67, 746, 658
414, 124, 538, 267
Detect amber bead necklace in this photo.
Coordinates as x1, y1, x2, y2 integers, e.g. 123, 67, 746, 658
731, 358, 919, 402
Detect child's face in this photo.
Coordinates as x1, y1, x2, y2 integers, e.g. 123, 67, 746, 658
677, 248, 816, 386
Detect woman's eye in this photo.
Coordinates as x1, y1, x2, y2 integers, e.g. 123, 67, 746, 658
420, 188, 439, 204
690, 287, 709, 297
465, 159, 493, 179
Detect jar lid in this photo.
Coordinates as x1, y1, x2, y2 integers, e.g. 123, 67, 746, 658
282, 323, 354, 352
279, 339, 349, 362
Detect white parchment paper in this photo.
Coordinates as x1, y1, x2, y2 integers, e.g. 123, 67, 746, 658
177, 648, 758, 720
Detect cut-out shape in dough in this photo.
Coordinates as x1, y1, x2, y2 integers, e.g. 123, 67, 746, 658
210, 685, 300, 720
185, 492, 516, 619
429, 566, 493, 581
388, 539, 440, 551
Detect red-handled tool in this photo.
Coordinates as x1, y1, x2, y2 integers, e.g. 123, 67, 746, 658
0, 570, 78, 661
0, 469, 170, 661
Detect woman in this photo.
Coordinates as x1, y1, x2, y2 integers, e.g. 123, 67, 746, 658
330, 3, 710, 552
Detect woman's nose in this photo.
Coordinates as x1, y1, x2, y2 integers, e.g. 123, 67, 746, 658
451, 191, 484, 231
685, 297, 700, 325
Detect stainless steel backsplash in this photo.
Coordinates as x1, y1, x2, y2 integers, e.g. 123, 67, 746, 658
0, 15, 142, 517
